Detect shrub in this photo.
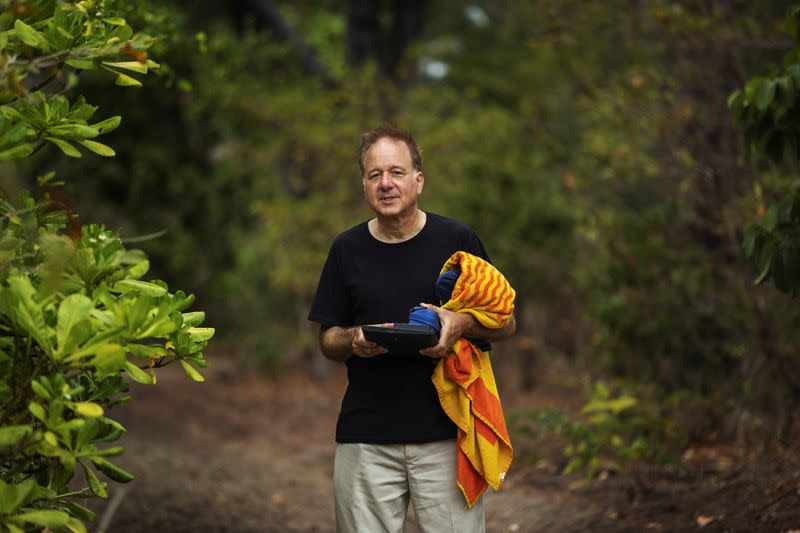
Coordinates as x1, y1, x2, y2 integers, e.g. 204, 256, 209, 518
0, 2, 212, 531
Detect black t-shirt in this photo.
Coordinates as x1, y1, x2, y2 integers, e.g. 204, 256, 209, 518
308, 212, 490, 443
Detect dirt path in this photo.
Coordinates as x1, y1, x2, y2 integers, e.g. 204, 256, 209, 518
89, 357, 800, 533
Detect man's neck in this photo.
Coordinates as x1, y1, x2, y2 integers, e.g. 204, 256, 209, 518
369, 209, 426, 243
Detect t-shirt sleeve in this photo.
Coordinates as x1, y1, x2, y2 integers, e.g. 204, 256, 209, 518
462, 227, 491, 263
308, 240, 353, 328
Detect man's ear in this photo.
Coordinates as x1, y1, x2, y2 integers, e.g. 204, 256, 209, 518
416, 171, 424, 193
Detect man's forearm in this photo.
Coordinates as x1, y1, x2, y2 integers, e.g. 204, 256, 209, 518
464, 313, 516, 341
319, 325, 357, 362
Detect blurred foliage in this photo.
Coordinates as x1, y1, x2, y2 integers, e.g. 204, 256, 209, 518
0, 1, 212, 530
11, 0, 799, 445
731, 5, 800, 297
511, 381, 680, 481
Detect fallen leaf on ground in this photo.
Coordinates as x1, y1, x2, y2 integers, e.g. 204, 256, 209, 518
696, 515, 714, 527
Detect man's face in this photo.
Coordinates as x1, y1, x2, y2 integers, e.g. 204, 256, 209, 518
362, 137, 424, 220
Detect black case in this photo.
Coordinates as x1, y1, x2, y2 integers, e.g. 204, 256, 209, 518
362, 323, 439, 354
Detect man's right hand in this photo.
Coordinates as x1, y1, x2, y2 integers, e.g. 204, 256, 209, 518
351, 324, 391, 358
319, 324, 390, 362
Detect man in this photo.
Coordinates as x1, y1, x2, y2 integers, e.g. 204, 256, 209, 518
308, 125, 516, 532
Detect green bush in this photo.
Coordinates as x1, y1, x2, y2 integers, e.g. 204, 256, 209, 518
0, 2, 212, 531
732, 5, 800, 296
512, 382, 680, 481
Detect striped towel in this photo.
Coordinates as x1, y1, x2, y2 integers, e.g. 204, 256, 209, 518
431, 251, 515, 507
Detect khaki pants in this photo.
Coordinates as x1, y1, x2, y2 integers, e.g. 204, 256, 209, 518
333, 440, 485, 533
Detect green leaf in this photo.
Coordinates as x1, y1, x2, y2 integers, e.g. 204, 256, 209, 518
36, 170, 57, 185
59, 500, 96, 521
180, 360, 205, 382
78, 139, 115, 157
756, 80, 775, 111
102, 17, 127, 26
0, 122, 29, 145
65, 59, 95, 70
44, 431, 58, 446
587, 413, 611, 424
54, 419, 86, 433
128, 260, 150, 279
73, 402, 104, 418
102, 61, 149, 74
65, 516, 88, 533
93, 417, 126, 442
126, 344, 169, 360
123, 360, 152, 384
0, 425, 31, 447
14, 19, 49, 50
80, 462, 108, 498
31, 380, 51, 399
181, 311, 205, 327
45, 137, 82, 158
9, 510, 70, 528
56, 293, 94, 360
112, 279, 167, 297
755, 254, 773, 285
49, 95, 69, 120
47, 124, 99, 139
5, 276, 52, 353
593, 382, 610, 400
91, 456, 134, 483
28, 401, 46, 423
726, 89, 742, 109
90, 446, 124, 457
0, 143, 34, 159
88, 344, 126, 377
563, 456, 584, 475
114, 72, 143, 87
187, 327, 215, 342
607, 396, 637, 413
764, 205, 780, 230
0, 479, 35, 514
90, 116, 121, 134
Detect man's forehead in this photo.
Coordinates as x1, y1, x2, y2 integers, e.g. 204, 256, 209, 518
365, 138, 413, 167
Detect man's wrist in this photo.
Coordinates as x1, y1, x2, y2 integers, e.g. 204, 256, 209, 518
459, 312, 480, 337
348, 325, 360, 343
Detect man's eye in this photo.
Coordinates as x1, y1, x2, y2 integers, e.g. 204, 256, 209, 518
391, 170, 405, 177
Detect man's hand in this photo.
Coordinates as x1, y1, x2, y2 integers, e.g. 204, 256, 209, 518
319, 324, 391, 362
417, 303, 475, 359
417, 303, 517, 359
352, 323, 392, 358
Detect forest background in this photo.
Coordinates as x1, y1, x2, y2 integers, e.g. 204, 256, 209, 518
3, 0, 800, 513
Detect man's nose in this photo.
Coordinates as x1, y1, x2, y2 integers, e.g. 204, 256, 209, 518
379, 172, 393, 188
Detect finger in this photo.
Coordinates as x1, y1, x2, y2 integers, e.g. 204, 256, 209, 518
356, 345, 387, 358
419, 345, 445, 358
354, 327, 381, 348
419, 302, 442, 315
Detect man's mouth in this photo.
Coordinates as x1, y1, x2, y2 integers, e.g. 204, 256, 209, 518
380, 195, 399, 202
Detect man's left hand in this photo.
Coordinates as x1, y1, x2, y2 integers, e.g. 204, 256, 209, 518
417, 302, 476, 359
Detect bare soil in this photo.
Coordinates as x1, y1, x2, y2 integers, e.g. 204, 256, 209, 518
89, 356, 800, 533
